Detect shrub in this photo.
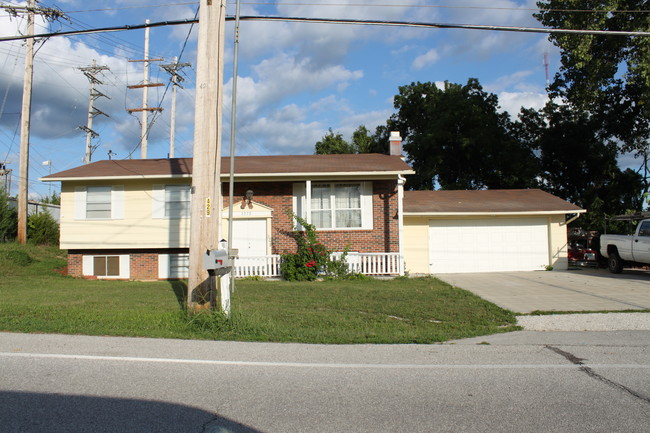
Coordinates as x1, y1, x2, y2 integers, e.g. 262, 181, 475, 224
28, 211, 59, 246
0, 190, 17, 242
280, 214, 353, 281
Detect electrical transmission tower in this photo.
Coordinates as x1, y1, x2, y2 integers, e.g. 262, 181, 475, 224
127, 19, 163, 159
78, 60, 110, 164
160, 57, 191, 158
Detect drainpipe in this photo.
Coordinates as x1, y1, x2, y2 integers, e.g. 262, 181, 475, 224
562, 213, 581, 226
397, 174, 405, 275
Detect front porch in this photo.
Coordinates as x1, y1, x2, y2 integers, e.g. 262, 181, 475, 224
232, 252, 405, 278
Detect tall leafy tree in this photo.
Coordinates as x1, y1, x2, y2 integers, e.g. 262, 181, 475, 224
351, 125, 374, 154
389, 79, 539, 190
314, 128, 355, 154
315, 126, 388, 154
535, 0, 650, 195
515, 103, 644, 228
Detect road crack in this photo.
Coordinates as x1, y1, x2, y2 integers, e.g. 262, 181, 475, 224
545, 345, 650, 405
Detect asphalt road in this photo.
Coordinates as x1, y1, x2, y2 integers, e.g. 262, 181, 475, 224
1, 331, 649, 433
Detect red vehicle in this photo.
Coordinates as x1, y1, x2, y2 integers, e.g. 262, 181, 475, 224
568, 228, 600, 267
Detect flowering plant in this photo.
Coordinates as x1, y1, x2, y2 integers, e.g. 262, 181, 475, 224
280, 214, 335, 281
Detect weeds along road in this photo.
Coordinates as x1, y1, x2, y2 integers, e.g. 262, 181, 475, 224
0, 331, 649, 433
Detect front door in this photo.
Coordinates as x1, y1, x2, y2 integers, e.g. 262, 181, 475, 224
231, 219, 268, 271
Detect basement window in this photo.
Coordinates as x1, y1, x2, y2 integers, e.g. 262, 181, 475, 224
93, 255, 120, 277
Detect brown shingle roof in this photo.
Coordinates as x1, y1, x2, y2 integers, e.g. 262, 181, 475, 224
404, 189, 584, 214
42, 154, 413, 180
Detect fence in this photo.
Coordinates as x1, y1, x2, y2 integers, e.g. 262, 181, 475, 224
232, 255, 282, 278
232, 252, 403, 278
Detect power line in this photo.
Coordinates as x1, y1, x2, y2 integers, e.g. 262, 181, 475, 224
0, 15, 648, 44
55, 2, 650, 14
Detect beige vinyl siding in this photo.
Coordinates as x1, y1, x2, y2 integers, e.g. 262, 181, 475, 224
403, 214, 572, 274
60, 179, 191, 250
403, 216, 430, 274
548, 214, 569, 270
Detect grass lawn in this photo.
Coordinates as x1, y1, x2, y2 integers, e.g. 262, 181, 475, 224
0, 243, 519, 343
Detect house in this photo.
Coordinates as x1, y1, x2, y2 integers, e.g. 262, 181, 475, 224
403, 189, 585, 274
42, 140, 585, 279
42, 152, 414, 280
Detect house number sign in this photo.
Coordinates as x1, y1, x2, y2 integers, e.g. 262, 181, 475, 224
205, 198, 211, 217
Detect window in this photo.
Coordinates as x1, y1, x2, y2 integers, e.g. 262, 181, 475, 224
169, 253, 189, 278
158, 253, 190, 278
93, 255, 120, 276
82, 254, 128, 278
294, 182, 372, 230
75, 185, 123, 220
86, 186, 111, 219
152, 184, 191, 219
639, 221, 650, 237
312, 183, 362, 229
165, 185, 191, 218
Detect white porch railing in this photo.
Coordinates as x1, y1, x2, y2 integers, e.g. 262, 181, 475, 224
232, 255, 282, 278
232, 252, 403, 278
344, 252, 404, 276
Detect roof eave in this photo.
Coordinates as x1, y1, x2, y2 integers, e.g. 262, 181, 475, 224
40, 174, 193, 182
42, 169, 415, 182
404, 210, 586, 217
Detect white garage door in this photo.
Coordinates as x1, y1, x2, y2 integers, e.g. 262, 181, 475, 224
428, 218, 549, 273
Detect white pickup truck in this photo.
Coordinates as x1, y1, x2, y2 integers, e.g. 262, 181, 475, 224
600, 219, 650, 273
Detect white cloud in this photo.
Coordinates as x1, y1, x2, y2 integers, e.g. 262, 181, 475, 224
412, 49, 440, 70
488, 70, 536, 93
236, 114, 323, 155
498, 91, 548, 116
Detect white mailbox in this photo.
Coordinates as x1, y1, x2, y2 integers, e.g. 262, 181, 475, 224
202, 249, 233, 276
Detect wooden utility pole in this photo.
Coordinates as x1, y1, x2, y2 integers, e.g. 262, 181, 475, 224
160, 57, 191, 158
187, 0, 227, 308
127, 19, 163, 159
17, 0, 35, 244
78, 60, 110, 164
7, 2, 65, 243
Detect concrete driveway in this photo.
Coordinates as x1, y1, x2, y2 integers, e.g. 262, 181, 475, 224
435, 268, 650, 313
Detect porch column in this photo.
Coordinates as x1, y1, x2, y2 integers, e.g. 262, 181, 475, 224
397, 175, 405, 275
305, 180, 311, 225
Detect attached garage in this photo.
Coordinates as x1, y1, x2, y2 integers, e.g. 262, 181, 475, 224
402, 190, 585, 274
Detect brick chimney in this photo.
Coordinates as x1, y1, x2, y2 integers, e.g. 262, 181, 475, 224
389, 131, 403, 159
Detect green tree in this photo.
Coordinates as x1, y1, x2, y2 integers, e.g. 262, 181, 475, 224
41, 192, 60, 205
27, 211, 59, 246
535, 0, 650, 193
314, 128, 355, 154
351, 125, 374, 153
389, 79, 539, 190
515, 102, 644, 228
315, 126, 388, 155
0, 189, 17, 242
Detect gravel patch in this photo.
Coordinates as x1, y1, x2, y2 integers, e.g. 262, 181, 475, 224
516, 313, 650, 331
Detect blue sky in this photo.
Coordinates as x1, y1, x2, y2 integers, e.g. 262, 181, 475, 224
0, 1, 584, 199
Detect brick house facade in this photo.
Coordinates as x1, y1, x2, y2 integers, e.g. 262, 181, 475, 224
43, 151, 413, 280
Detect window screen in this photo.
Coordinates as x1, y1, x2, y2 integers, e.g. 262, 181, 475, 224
86, 186, 111, 219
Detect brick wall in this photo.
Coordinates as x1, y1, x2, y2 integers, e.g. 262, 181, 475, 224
223, 179, 399, 254
67, 253, 83, 277
67, 248, 188, 279
130, 252, 159, 280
